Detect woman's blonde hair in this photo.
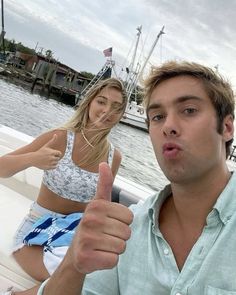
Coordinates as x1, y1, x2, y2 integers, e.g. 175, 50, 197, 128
62, 77, 127, 166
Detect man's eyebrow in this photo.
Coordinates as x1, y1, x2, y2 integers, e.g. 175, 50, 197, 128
147, 95, 203, 114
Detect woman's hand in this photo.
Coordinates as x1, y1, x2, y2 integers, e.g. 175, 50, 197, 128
32, 134, 62, 170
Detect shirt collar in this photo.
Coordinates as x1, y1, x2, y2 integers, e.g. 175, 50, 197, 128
148, 184, 171, 225
147, 171, 236, 226
213, 171, 236, 225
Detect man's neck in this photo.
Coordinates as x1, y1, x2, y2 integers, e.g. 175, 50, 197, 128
159, 167, 232, 270
169, 166, 231, 225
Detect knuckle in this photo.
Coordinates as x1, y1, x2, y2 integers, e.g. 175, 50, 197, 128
128, 211, 134, 223
87, 200, 109, 215
81, 213, 104, 228
106, 255, 119, 269
79, 231, 97, 246
123, 226, 132, 240
117, 239, 126, 254
88, 199, 104, 211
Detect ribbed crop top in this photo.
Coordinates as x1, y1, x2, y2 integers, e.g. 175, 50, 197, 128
42, 131, 114, 202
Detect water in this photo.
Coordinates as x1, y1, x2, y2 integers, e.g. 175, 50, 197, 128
0, 78, 168, 192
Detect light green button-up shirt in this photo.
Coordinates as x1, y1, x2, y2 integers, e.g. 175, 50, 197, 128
83, 172, 236, 295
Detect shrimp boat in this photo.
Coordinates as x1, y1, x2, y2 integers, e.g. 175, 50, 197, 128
119, 26, 165, 132
76, 26, 165, 133
120, 101, 147, 132
0, 124, 154, 290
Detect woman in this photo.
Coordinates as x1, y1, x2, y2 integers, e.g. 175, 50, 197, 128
0, 77, 127, 282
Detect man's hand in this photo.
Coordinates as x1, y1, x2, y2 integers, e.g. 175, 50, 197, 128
71, 162, 134, 274
32, 134, 62, 170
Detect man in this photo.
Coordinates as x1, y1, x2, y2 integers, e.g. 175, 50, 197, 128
37, 60, 235, 294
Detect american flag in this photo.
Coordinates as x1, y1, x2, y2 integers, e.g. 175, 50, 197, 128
103, 47, 112, 57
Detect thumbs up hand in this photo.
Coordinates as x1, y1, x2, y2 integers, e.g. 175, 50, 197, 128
33, 134, 62, 170
70, 162, 134, 274
94, 161, 113, 202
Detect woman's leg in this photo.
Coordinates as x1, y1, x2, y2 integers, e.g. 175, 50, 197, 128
13, 245, 49, 282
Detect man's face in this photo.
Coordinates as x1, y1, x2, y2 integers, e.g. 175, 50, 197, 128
147, 75, 233, 184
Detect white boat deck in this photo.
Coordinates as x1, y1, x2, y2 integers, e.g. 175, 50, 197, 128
0, 180, 39, 290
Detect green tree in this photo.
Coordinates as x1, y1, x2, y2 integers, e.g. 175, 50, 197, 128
15, 42, 35, 54
7, 39, 17, 52
80, 71, 95, 80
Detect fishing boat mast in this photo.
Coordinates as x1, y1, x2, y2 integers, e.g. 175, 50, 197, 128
125, 25, 165, 102
125, 26, 142, 100
138, 25, 165, 79
0, 0, 5, 56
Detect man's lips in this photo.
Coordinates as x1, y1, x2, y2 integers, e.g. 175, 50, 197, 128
162, 143, 182, 158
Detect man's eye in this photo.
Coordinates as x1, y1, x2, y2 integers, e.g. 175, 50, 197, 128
150, 114, 165, 121
184, 108, 197, 114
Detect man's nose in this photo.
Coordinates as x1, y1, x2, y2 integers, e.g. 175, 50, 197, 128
162, 114, 179, 136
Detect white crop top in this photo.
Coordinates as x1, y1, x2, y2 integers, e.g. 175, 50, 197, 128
42, 131, 114, 202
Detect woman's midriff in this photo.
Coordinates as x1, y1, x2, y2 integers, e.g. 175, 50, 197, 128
37, 183, 89, 214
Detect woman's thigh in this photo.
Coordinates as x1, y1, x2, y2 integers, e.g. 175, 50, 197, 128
13, 245, 49, 282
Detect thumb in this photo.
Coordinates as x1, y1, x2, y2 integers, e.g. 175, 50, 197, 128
44, 134, 57, 147
95, 162, 113, 201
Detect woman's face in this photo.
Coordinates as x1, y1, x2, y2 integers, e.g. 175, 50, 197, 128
88, 86, 124, 129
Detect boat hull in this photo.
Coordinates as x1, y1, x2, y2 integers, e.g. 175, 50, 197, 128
120, 111, 148, 132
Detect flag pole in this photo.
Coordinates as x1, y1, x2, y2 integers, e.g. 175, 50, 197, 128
1, 0, 5, 56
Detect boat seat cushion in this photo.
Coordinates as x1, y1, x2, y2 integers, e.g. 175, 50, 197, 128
0, 184, 39, 289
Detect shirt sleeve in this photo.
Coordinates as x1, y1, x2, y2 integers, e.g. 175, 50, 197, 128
82, 267, 119, 295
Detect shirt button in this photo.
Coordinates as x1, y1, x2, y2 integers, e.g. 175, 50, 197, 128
164, 248, 169, 255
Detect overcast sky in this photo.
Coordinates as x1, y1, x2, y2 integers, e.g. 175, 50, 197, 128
3, 0, 236, 88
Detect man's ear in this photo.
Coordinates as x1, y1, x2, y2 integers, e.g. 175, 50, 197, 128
223, 114, 234, 142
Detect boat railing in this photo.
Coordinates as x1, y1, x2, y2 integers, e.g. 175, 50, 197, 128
229, 145, 236, 162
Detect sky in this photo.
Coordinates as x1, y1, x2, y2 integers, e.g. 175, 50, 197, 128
3, 0, 236, 88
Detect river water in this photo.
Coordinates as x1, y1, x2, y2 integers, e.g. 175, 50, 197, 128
0, 78, 169, 192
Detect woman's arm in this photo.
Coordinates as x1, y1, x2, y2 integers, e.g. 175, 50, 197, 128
0, 130, 64, 178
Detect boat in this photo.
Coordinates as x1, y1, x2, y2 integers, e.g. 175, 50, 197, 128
120, 101, 147, 132
0, 124, 154, 290
76, 26, 164, 133
120, 26, 165, 132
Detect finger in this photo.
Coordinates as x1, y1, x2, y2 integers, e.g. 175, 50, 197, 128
54, 152, 62, 159
47, 165, 57, 170
81, 233, 127, 255
44, 134, 57, 147
95, 162, 113, 202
